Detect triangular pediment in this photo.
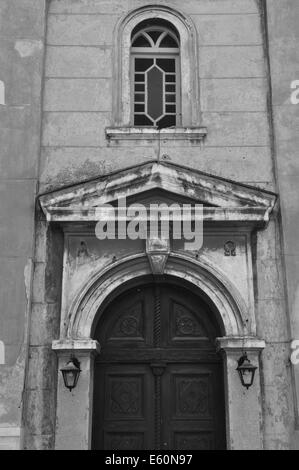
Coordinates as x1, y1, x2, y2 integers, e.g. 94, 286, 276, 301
125, 188, 212, 207
39, 161, 277, 226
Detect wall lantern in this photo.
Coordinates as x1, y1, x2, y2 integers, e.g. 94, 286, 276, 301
60, 356, 81, 392
236, 352, 257, 389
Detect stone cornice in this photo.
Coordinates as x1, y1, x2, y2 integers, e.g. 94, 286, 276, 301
38, 160, 277, 227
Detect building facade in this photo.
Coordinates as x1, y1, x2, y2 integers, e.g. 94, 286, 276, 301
0, 0, 299, 450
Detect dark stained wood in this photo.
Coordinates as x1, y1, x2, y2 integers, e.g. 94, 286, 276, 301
92, 283, 226, 450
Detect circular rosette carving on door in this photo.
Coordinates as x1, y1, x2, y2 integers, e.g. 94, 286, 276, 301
119, 316, 139, 336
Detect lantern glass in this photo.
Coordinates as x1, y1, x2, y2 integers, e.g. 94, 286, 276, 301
236, 353, 257, 389
242, 369, 251, 385
61, 357, 81, 392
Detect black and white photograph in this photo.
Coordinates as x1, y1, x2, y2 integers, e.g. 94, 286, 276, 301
0, 0, 298, 453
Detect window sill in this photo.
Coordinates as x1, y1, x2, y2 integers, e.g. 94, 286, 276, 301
106, 126, 207, 142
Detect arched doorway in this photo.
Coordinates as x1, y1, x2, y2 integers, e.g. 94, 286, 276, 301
92, 278, 226, 450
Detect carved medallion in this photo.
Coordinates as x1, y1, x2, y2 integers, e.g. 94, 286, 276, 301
110, 380, 140, 416
224, 240, 236, 257
176, 377, 209, 417
177, 316, 196, 335
76, 240, 90, 266
119, 316, 139, 336
173, 303, 207, 338
108, 303, 144, 339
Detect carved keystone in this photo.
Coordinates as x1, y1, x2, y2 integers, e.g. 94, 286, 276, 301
146, 237, 170, 275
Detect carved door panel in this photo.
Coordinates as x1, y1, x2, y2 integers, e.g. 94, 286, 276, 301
92, 282, 226, 450
93, 364, 155, 450
161, 364, 226, 450
159, 285, 219, 348
95, 285, 155, 350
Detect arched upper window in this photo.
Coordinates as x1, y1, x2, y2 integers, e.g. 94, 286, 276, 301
131, 20, 180, 129
109, 6, 203, 136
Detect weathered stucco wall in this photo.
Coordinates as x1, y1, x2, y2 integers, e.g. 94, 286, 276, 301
0, 0, 47, 450
33, 0, 293, 450
266, 0, 299, 449
43, 0, 273, 191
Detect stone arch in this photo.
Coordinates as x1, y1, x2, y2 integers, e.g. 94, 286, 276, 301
65, 253, 250, 341
112, 5, 201, 126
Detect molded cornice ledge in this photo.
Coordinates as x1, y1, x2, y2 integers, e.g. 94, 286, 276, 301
216, 337, 266, 352
52, 339, 101, 355
106, 126, 208, 142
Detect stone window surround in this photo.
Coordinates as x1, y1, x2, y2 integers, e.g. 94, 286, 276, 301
108, 5, 204, 142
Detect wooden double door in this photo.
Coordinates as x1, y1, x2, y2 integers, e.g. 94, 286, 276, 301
92, 282, 226, 450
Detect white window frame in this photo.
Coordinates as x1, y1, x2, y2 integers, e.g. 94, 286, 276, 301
130, 51, 181, 128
